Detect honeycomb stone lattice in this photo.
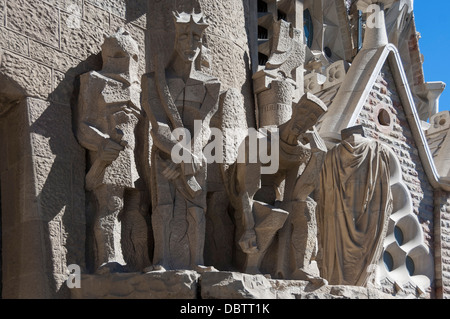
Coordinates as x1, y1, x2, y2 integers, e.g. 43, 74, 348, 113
376, 148, 434, 295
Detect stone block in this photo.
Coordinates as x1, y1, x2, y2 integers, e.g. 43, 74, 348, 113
83, 1, 110, 30
0, 27, 29, 56
51, 70, 75, 105
43, 0, 82, 11
86, 0, 126, 19
27, 98, 81, 161
29, 40, 81, 73
0, 0, 4, 27
71, 271, 200, 299
200, 272, 278, 299
60, 11, 106, 60
6, 0, 59, 48
0, 52, 52, 99
69, 271, 406, 299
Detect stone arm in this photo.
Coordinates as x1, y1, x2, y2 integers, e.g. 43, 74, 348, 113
292, 127, 327, 201
76, 94, 125, 163
141, 74, 201, 177
198, 79, 221, 150
76, 95, 125, 191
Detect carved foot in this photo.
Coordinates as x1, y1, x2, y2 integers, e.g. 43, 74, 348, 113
239, 230, 259, 254
144, 265, 167, 272
96, 262, 126, 275
292, 269, 328, 288
194, 265, 219, 273
147, 265, 166, 272
142, 265, 166, 273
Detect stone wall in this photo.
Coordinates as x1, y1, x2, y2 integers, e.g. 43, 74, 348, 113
355, 62, 435, 294
356, 63, 434, 242
435, 191, 450, 299
0, 0, 147, 298
0, 0, 257, 298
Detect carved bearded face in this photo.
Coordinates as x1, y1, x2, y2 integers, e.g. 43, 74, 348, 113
175, 28, 203, 63
173, 12, 208, 64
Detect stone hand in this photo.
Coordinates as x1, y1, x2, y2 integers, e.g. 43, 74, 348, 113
98, 138, 125, 163
239, 229, 259, 254
303, 127, 327, 153
182, 152, 205, 176
162, 161, 181, 180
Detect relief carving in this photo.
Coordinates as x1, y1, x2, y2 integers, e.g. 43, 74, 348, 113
73, 9, 396, 290
317, 126, 393, 286
76, 29, 150, 273
142, 11, 220, 271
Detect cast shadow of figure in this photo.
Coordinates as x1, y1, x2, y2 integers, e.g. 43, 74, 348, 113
125, 0, 148, 23
33, 46, 153, 295
30, 53, 102, 298
24, 1, 152, 298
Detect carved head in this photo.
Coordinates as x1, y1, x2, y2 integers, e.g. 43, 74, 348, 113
101, 28, 139, 68
173, 11, 208, 63
292, 92, 328, 133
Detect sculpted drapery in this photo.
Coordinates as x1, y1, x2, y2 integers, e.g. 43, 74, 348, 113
317, 130, 393, 286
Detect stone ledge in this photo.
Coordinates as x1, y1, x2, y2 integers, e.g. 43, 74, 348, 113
71, 270, 200, 299
71, 271, 417, 299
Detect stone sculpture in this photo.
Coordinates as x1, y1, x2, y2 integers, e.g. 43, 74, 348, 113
317, 125, 393, 286
253, 19, 305, 128
226, 93, 328, 279
225, 128, 288, 275
142, 11, 220, 271
274, 93, 328, 281
76, 29, 150, 273
74, 7, 393, 292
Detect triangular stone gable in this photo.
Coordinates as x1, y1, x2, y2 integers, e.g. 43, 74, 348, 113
319, 44, 450, 192
318, 44, 443, 293
355, 59, 434, 220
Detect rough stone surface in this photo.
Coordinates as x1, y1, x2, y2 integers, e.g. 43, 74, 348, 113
71, 270, 200, 299
71, 270, 419, 299
0, 0, 448, 300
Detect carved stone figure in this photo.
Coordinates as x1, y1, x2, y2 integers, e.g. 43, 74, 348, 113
226, 128, 288, 275
253, 19, 305, 128
226, 93, 327, 279
274, 93, 327, 281
142, 11, 220, 271
76, 29, 150, 273
317, 126, 393, 286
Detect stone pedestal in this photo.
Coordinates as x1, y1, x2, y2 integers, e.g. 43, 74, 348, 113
70, 271, 424, 299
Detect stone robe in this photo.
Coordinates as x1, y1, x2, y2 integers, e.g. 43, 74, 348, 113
317, 136, 393, 286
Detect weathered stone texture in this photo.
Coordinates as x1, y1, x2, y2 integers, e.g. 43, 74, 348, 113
1, 0, 147, 100
438, 193, 450, 299
356, 63, 435, 243
72, 270, 415, 299
0, 28, 29, 56
0, 0, 5, 28
0, 52, 53, 99
72, 271, 200, 299
7, 0, 60, 48
0, 0, 148, 298
199, 0, 256, 128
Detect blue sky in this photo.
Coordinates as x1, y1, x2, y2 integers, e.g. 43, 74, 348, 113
414, 0, 450, 113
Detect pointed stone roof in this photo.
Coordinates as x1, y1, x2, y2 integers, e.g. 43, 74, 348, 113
318, 1, 450, 191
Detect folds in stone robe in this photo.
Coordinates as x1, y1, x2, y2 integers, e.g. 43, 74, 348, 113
317, 135, 393, 286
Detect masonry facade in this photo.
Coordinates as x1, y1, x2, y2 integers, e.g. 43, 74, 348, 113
0, 0, 449, 299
